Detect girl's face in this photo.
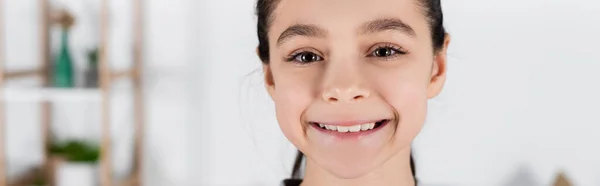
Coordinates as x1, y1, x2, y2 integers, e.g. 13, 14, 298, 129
262, 0, 449, 178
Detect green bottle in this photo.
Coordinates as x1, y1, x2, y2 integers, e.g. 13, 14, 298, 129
53, 29, 74, 88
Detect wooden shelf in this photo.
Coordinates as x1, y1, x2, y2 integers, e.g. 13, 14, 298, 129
0, 0, 145, 185
111, 70, 135, 80
1, 88, 102, 102
1, 68, 133, 81
3, 69, 43, 79
7, 167, 42, 186
7, 156, 137, 186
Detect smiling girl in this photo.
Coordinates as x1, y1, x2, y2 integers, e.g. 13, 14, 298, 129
255, 0, 450, 185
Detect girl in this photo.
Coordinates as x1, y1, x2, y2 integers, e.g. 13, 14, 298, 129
255, 0, 450, 185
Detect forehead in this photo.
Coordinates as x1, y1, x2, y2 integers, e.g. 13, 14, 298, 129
269, 0, 429, 40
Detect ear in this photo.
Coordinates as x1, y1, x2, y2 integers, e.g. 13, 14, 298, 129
263, 64, 276, 100
427, 34, 451, 99
257, 47, 276, 99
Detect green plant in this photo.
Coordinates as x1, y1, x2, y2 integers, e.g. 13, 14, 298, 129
32, 176, 46, 186
87, 48, 98, 66
49, 140, 101, 163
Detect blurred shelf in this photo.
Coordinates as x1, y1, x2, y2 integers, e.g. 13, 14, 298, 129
3, 69, 43, 79
1, 88, 102, 102
111, 69, 135, 80
7, 166, 42, 186
2, 68, 133, 81
0, 0, 145, 185
117, 173, 139, 186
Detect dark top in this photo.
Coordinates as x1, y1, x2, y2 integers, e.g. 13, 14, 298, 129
282, 179, 303, 186
282, 179, 419, 186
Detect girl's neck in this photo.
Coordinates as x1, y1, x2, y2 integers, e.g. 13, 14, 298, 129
301, 148, 415, 186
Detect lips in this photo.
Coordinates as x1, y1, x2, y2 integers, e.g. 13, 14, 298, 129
308, 119, 390, 133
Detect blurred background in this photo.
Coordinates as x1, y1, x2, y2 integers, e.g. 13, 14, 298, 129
1, 0, 599, 186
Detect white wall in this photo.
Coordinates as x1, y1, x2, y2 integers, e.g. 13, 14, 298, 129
189, 0, 600, 186
416, 1, 600, 185
143, 0, 192, 184
188, 0, 298, 185
2, 0, 192, 185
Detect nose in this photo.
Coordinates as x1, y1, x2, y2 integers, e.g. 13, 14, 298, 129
322, 87, 370, 103
320, 55, 371, 104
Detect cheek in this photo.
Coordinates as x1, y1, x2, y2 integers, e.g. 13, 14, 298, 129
390, 83, 428, 141
272, 75, 316, 148
374, 70, 430, 145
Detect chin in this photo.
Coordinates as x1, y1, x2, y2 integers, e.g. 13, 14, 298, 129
325, 165, 375, 179
313, 154, 385, 179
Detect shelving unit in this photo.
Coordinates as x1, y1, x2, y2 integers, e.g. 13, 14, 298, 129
0, 0, 145, 185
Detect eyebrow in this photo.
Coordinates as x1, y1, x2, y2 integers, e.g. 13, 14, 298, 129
275, 18, 415, 47
276, 24, 327, 47
359, 18, 416, 37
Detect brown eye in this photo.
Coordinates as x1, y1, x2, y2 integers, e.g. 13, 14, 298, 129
294, 52, 323, 63
367, 45, 408, 60
373, 47, 395, 57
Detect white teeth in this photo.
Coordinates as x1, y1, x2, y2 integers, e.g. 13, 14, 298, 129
317, 122, 378, 133
325, 125, 336, 130
361, 123, 372, 131
337, 126, 350, 133
349, 125, 361, 132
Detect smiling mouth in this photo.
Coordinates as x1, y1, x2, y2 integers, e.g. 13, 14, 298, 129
308, 119, 391, 133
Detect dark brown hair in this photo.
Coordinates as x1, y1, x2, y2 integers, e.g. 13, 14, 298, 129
256, 0, 446, 64
255, 0, 447, 182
